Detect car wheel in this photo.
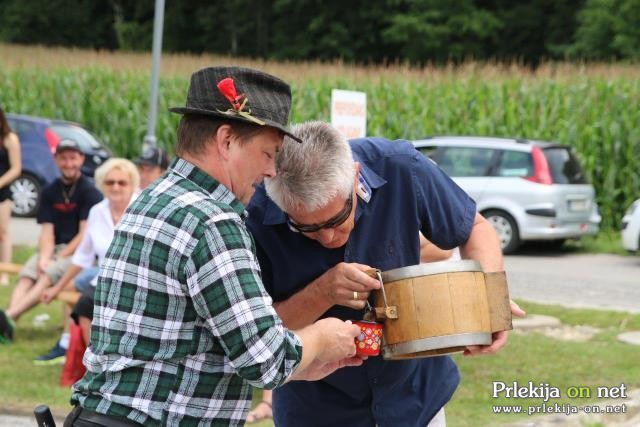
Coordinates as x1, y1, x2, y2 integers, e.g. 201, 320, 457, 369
483, 209, 521, 254
10, 173, 41, 217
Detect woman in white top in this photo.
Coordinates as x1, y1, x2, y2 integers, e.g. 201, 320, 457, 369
41, 158, 139, 342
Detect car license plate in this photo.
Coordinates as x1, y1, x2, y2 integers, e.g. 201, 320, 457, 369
568, 199, 588, 211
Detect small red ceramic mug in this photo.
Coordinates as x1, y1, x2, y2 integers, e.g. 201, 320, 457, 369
353, 320, 384, 356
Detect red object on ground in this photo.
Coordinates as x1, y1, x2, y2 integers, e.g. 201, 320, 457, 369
60, 323, 86, 387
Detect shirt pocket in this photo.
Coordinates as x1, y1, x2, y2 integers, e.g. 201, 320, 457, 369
365, 238, 403, 271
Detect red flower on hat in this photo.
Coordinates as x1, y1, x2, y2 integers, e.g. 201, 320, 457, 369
217, 78, 243, 111
215, 77, 266, 126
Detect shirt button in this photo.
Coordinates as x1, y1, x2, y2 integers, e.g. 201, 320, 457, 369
371, 377, 378, 384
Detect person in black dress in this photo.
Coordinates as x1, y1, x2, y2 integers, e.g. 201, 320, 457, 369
0, 107, 22, 286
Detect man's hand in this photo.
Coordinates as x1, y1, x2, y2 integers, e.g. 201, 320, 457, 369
316, 263, 380, 310
464, 300, 526, 357
290, 318, 365, 382
313, 318, 362, 362
509, 300, 526, 318
41, 287, 60, 304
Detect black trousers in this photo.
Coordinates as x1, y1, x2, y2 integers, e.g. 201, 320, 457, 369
63, 406, 142, 427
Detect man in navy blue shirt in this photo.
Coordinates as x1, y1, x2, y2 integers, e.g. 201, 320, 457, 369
247, 121, 522, 426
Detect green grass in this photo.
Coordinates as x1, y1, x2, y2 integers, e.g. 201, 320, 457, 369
564, 230, 631, 256
0, 246, 71, 416
447, 300, 640, 426
2, 248, 637, 426
516, 230, 631, 256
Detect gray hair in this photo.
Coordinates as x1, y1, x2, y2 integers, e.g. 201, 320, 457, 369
265, 121, 355, 212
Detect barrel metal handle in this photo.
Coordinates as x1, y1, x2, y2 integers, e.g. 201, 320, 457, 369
364, 269, 398, 320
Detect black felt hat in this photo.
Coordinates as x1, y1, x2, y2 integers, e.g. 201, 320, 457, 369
170, 66, 301, 142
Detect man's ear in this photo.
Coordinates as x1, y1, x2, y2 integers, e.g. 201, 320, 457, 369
214, 124, 234, 161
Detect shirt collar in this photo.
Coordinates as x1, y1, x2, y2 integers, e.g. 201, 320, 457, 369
171, 157, 247, 218
355, 156, 387, 190
262, 161, 386, 225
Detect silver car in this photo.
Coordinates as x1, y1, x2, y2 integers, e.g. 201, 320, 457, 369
413, 136, 601, 253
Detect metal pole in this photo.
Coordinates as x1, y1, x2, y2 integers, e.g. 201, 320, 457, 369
143, 0, 166, 149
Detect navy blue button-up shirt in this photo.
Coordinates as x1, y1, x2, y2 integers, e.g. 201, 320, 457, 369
247, 137, 477, 427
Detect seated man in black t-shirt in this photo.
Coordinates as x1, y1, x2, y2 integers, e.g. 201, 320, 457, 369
0, 140, 102, 361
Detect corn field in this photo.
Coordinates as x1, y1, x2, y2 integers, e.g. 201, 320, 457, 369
1, 44, 639, 230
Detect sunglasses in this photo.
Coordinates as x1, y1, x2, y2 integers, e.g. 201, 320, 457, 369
104, 179, 129, 187
287, 191, 354, 233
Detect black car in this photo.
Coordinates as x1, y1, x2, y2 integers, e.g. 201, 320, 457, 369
6, 114, 111, 217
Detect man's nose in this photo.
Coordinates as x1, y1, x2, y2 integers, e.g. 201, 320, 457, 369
264, 159, 276, 178
315, 228, 335, 245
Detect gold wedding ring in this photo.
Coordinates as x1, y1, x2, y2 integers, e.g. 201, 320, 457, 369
353, 291, 358, 300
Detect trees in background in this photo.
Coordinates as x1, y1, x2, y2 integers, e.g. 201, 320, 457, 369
569, 0, 640, 60
0, 0, 638, 64
0, 0, 118, 49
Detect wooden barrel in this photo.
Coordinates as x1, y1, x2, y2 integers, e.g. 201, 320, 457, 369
370, 260, 512, 360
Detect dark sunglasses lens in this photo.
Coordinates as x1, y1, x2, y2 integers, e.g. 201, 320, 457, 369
288, 192, 353, 233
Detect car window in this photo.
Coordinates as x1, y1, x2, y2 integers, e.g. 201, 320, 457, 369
6, 118, 17, 131
416, 146, 439, 160
6, 118, 39, 141
496, 150, 532, 177
436, 147, 494, 177
543, 147, 587, 184
50, 124, 103, 152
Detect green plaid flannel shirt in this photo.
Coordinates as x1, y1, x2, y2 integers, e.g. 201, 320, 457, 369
71, 158, 302, 426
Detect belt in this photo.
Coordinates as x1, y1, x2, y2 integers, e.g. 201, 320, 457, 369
64, 406, 142, 427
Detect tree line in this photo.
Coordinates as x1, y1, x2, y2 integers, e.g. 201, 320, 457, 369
1, 0, 638, 65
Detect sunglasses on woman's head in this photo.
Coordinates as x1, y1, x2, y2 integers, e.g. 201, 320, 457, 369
287, 192, 354, 233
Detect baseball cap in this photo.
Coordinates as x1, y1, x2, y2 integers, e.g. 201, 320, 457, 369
136, 146, 169, 169
55, 139, 83, 155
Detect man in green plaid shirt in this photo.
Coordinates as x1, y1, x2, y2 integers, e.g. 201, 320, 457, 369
65, 67, 364, 427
